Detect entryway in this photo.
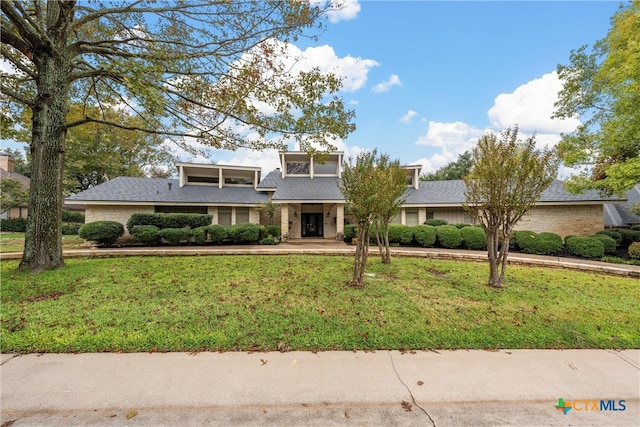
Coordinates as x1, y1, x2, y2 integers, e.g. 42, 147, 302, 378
301, 213, 323, 237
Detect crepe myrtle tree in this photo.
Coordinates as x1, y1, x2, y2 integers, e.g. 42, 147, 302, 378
1, 0, 355, 272
463, 127, 559, 288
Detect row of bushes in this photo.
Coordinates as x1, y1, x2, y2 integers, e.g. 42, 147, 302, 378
126, 213, 212, 232
343, 223, 640, 260
79, 217, 282, 247
1, 212, 85, 234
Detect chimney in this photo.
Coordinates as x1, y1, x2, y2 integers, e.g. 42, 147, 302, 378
0, 155, 15, 172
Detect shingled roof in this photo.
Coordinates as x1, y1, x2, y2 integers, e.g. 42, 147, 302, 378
67, 177, 268, 205
604, 184, 640, 227
258, 171, 343, 202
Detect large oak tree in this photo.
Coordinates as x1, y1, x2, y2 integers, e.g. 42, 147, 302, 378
553, 1, 639, 196
1, 0, 355, 272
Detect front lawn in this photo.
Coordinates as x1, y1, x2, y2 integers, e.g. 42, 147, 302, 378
0, 233, 85, 253
1, 255, 638, 353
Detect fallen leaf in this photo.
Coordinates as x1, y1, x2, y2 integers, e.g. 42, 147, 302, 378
401, 401, 412, 412
260, 358, 268, 366
417, 380, 424, 386
344, 411, 350, 419
125, 410, 138, 420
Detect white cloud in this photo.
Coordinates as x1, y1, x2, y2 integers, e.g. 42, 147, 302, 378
415, 121, 484, 148
371, 74, 402, 93
325, 0, 361, 23
399, 110, 419, 124
487, 71, 580, 134
219, 148, 281, 175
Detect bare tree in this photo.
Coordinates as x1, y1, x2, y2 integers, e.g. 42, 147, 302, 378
1, 1, 355, 272
463, 127, 558, 288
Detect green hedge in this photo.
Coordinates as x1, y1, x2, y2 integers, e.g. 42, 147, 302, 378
387, 224, 414, 245
266, 225, 281, 238
130, 225, 161, 246
435, 225, 462, 249
629, 242, 640, 260
126, 213, 212, 232
618, 229, 640, 249
157, 228, 192, 245
424, 218, 448, 226
460, 226, 486, 250
0, 218, 27, 232
565, 236, 605, 259
413, 225, 436, 247
229, 223, 260, 244
514, 231, 563, 256
595, 230, 622, 246
589, 234, 617, 255
344, 224, 356, 242
78, 221, 124, 247
62, 211, 85, 223
208, 225, 228, 244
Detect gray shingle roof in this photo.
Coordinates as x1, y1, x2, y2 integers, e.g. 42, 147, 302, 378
67, 177, 268, 205
68, 174, 624, 207
404, 180, 624, 205
604, 184, 640, 227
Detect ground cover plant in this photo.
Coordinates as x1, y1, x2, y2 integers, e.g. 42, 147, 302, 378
1, 255, 638, 353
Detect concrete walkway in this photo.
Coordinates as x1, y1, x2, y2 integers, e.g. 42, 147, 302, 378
1, 350, 639, 426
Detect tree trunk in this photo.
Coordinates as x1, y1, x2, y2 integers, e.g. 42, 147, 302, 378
350, 222, 370, 287
485, 226, 503, 288
18, 47, 69, 272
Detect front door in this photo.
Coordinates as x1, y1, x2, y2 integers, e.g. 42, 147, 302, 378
301, 213, 323, 237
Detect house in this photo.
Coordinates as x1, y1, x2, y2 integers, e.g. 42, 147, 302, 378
0, 154, 30, 219
604, 184, 640, 229
67, 151, 625, 239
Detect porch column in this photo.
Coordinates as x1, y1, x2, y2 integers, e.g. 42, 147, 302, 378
280, 203, 289, 241
336, 204, 344, 238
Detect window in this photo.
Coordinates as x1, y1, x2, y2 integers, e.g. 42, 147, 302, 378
406, 209, 419, 226
286, 162, 310, 175
236, 207, 249, 224
426, 211, 434, 220
314, 161, 338, 175
224, 177, 253, 186
188, 176, 218, 184
218, 207, 232, 226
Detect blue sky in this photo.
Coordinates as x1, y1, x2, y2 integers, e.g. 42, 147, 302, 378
1, 1, 624, 178
215, 0, 623, 176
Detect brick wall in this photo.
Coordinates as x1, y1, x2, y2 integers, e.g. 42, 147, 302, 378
85, 205, 154, 234
516, 205, 604, 237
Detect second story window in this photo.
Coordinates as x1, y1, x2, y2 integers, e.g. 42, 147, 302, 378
286, 162, 310, 175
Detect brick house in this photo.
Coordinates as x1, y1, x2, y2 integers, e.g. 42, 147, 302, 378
0, 155, 30, 219
67, 151, 625, 239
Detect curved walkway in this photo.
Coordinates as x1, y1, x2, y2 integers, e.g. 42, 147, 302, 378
2, 240, 639, 278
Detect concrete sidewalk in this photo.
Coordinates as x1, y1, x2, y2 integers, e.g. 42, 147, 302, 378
2, 350, 638, 426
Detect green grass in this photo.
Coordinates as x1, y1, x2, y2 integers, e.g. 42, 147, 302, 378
0, 233, 85, 253
1, 255, 638, 353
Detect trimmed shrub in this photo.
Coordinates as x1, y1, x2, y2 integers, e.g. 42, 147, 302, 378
387, 224, 414, 245
130, 225, 160, 246
344, 224, 356, 242
229, 222, 260, 244
78, 221, 124, 247
460, 226, 486, 250
0, 218, 27, 232
191, 226, 209, 245
589, 234, 617, 255
266, 225, 281, 238
424, 218, 448, 226
516, 231, 563, 255
62, 211, 85, 223
62, 223, 82, 235
259, 236, 278, 245
565, 236, 605, 259
618, 229, 640, 248
126, 213, 212, 232
595, 230, 622, 246
629, 242, 640, 260
413, 225, 437, 247
157, 228, 192, 245
207, 225, 228, 244
435, 225, 462, 249
451, 223, 469, 229
513, 230, 536, 251
631, 225, 640, 231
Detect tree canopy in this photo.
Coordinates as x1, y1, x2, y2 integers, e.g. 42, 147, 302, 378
553, 1, 639, 196
1, 0, 355, 272
420, 151, 472, 181
464, 127, 559, 288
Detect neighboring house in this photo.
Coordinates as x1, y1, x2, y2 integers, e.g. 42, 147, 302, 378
67, 151, 625, 240
604, 184, 640, 229
0, 155, 30, 219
